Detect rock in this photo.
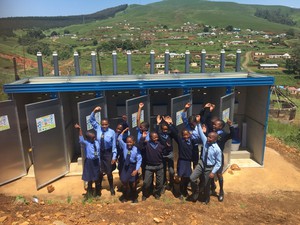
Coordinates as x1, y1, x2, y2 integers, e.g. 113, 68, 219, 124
0, 216, 7, 223
43, 215, 50, 219
153, 218, 163, 223
230, 164, 241, 170
116, 209, 125, 214
19, 222, 29, 225
53, 221, 67, 225
47, 185, 55, 193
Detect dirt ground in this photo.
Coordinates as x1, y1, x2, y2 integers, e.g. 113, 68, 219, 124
0, 136, 300, 225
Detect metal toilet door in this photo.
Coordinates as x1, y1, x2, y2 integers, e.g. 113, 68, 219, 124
77, 96, 107, 137
126, 95, 150, 139
170, 94, 192, 130
77, 96, 107, 165
0, 100, 27, 186
25, 98, 69, 189
170, 94, 192, 162
220, 92, 235, 172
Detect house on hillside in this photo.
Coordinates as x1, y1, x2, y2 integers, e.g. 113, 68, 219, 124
268, 53, 291, 59
258, 64, 278, 69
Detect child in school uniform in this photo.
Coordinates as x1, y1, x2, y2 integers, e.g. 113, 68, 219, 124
181, 103, 202, 169
115, 123, 124, 178
89, 106, 117, 196
138, 131, 164, 201
163, 116, 196, 200
211, 118, 234, 202
155, 115, 176, 192
74, 123, 100, 199
118, 128, 142, 203
136, 102, 150, 181
189, 124, 222, 204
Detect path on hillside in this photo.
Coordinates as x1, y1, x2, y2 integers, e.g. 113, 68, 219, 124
242, 51, 254, 73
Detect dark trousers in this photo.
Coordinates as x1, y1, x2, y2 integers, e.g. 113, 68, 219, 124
190, 159, 213, 202
143, 163, 164, 198
163, 152, 174, 186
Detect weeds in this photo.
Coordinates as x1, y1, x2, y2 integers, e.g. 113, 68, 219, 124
14, 195, 28, 205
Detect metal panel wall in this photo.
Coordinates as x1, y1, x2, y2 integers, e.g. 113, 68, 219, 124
126, 95, 150, 139
220, 92, 235, 172
0, 100, 27, 185
26, 99, 69, 189
245, 86, 270, 165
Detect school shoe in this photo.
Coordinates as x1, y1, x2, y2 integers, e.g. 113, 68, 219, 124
110, 188, 116, 196
132, 198, 138, 203
218, 191, 224, 202
154, 194, 161, 200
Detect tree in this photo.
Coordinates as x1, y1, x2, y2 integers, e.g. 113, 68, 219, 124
286, 44, 300, 74
225, 25, 233, 32
50, 31, 58, 37
286, 29, 295, 38
64, 29, 70, 34
203, 27, 209, 32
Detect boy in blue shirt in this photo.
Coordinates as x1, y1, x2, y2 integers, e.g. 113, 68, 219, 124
189, 124, 222, 204
90, 106, 117, 196
118, 128, 142, 203
74, 123, 100, 199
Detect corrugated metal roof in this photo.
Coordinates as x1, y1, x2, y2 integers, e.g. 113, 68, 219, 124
3, 72, 274, 94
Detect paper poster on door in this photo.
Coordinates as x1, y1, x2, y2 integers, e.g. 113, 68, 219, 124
86, 112, 101, 131
131, 110, 144, 128
176, 110, 184, 126
36, 114, 56, 133
222, 108, 230, 121
0, 115, 10, 131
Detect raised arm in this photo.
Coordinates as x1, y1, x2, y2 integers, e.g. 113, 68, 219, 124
137, 102, 144, 128
163, 116, 179, 144
181, 102, 191, 127
118, 127, 129, 150
89, 106, 101, 130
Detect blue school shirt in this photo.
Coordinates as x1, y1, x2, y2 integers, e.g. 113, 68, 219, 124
118, 134, 142, 171
181, 112, 201, 144
79, 136, 100, 159
136, 127, 150, 142
89, 111, 117, 160
197, 124, 222, 174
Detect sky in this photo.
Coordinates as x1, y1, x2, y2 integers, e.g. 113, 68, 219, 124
0, 0, 299, 18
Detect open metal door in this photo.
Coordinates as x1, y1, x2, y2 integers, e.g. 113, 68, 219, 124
126, 95, 150, 139
77, 96, 107, 136
25, 99, 69, 189
0, 100, 27, 185
77, 96, 107, 163
220, 92, 235, 172
171, 94, 192, 163
171, 94, 192, 130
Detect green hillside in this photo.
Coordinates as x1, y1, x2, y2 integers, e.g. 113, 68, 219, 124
0, 0, 299, 88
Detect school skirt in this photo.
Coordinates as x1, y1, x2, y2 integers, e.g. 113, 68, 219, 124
82, 158, 100, 182
100, 149, 116, 174
177, 159, 192, 178
120, 163, 138, 183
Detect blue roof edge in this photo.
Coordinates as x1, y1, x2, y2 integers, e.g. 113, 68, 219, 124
3, 75, 275, 94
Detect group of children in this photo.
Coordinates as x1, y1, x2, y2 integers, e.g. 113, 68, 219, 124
74, 101, 233, 204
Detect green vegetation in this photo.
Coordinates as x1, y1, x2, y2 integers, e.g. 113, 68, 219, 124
255, 8, 297, 26
0, 5, 128, 36
268, 119, 300, 149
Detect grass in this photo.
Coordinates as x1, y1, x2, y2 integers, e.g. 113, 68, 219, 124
267, 118, 300, 149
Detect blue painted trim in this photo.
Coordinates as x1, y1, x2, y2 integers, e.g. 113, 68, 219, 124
261, 85, 272, 166
3, 75, 275, 94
